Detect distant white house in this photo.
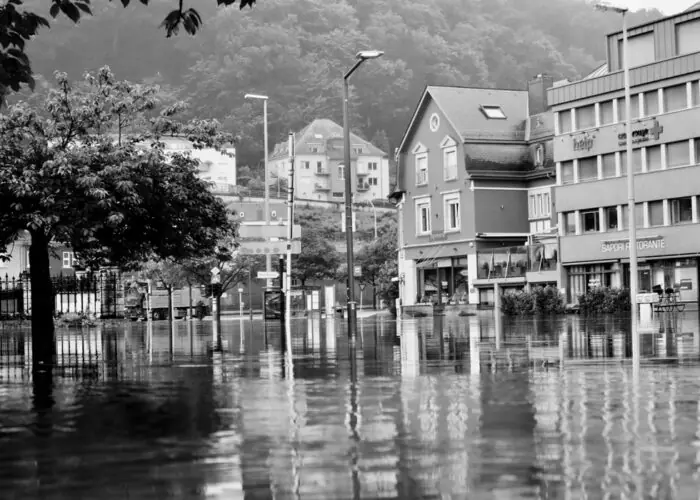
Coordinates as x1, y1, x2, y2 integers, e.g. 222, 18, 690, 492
158, 137, 236, 192
269, 118, 390, 203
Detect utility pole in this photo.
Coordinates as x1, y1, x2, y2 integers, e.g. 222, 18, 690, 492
285, 132, 296, 352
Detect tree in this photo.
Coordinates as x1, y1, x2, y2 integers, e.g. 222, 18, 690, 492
139, 257, 190, 320
355, 212, 397, 308
177, 235, 263, 311
0, 67, 237, 366
292, 230, 341, 287
0, 0, 257, 105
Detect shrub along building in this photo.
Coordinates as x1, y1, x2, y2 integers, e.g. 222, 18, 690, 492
392, 76, 559, 310
550, 4, 700, 305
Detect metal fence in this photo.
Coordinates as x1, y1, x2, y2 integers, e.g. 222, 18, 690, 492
0, 272, 122, 320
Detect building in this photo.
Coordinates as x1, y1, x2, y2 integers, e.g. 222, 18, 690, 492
159, 137, 237, 193
393, 76, 559, 309
269, 118, 391, 203
550, 4, 700, 304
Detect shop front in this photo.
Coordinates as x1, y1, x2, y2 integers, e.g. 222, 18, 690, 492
560, 226, 700, 304
415, 257, 470, 304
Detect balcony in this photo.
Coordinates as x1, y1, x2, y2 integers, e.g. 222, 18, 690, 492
356, 183, 370, 192
356, 163, 369, 176
314, 183, 331, 192
315, 169, 330, 176
528, 243, 558, 272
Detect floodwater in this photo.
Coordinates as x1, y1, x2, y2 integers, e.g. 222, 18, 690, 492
1, 311, 700, 499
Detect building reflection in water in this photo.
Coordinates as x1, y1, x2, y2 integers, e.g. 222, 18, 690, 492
3, 313, 700, 498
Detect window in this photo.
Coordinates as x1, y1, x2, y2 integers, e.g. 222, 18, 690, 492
415, 155, 428, 185
693, 81, 700, 107
565, 212, 577, 235
667, 140, 690, 168
619, 32, 655, 68
443, 148, 457, 181
620, 149, 642, 174
559, 110, 572, 134
480, 105, 506, 119
600, 100, 614, 125
671, 197, 693, 224
416, 200, 431, 235
646, 145, 662, 172
605, 206, 619, 230
618, 94, 640, 121
62, 252, 74, 268
535, 144, 544, 166
316, 161, 324, 173
444, 196, 460, 232
644, 90, 659, 116
537, 194, 544, 216
368, 162, 378, 171
602, 153, 616, 178
543, 193, 550, 216
648, 200, 664, 227
560, 161, 574, 184
338, 164, 345, 179
369, 177, 378, 186
578, 157, 598, 181
576, 105, 596, 130
665, 84, 688, 112
581, 210, 599, 233
621, 203, 645, 229
353, 147, 363, 154
302, 161, 310, 170
529, 195, 538, 218
677, 19, 700, 55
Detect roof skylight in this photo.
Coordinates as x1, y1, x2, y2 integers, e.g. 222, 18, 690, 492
480, 105, 507, 119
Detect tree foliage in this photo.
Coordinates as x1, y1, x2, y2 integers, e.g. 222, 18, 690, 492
292, 205, 342, 285
355, 212, 397, 307
0, 66, 237, 349
0, 0, 256, 104
5, 0, 664, 167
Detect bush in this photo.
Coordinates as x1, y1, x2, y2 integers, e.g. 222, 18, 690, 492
577, 287, 630, 314
500, 286, 565, 316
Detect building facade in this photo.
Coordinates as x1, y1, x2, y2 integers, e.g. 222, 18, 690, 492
269, 119, 391, 203
394, 78, 559, 308
550, 5, 700, 304
160, 137, 237, 193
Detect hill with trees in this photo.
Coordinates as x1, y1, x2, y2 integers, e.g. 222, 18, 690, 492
13, 0, 664, 169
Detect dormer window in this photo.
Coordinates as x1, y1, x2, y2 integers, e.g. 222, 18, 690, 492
480, 105, 507, 120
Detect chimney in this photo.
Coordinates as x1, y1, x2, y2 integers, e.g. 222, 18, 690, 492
528, 73, 555, 116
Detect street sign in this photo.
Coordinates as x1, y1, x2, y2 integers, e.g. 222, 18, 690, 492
637, 293, 660, 304
354, 265, 362, 277
238, 224, 302, 239
257, 271, 280, 280
238, 240, 301, 255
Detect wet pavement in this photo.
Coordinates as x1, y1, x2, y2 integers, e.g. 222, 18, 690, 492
1, 311, 700, 498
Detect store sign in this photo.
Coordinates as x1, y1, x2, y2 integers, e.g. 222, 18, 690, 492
617, 118, 664, 147
600, 236, 665, 253
572, 132, 595, 152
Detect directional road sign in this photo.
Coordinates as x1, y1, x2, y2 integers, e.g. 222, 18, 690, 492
257, 271, 280, 280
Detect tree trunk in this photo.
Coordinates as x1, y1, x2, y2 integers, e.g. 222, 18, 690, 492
29, 231, 55, 370
372, 277, 377, 310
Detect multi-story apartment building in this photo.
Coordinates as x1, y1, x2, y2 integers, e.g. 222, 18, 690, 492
551, 4, 700, 304
393, 76, 559, 309
269, 119, 390, 203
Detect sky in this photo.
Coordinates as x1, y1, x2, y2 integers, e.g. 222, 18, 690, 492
621, 0, 696, 13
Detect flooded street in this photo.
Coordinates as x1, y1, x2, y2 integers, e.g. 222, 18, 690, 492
1, 311, 700, 498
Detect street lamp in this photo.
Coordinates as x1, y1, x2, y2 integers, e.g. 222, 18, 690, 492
343, 49, 384, 339
595, 2, 639, 369
244, 93, 272, 288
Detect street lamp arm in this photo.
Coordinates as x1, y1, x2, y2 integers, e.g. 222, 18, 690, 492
344, 59, 365, 81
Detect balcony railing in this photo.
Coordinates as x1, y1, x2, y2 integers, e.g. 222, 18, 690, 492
315, 169, 330, 176
356, 183, 370, 191
314, 183, 331, 191
477, 243, 558, 279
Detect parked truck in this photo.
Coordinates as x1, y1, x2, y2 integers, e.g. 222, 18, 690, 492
124, 281, 208, 320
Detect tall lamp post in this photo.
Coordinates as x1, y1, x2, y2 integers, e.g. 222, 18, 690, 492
343, 49, 384, 339
244, 93, 272, 288
595, 2, 639, 369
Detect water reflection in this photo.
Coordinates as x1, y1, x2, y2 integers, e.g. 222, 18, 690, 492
1, 311, 700, 497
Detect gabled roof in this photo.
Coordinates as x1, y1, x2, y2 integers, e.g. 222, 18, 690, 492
270, 118, 386, 159
397, 85, 529, 154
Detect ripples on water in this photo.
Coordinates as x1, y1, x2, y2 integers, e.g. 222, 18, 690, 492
1, 312, 700, 499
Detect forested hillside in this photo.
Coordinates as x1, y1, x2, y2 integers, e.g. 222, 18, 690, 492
22, 0, 663, 168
